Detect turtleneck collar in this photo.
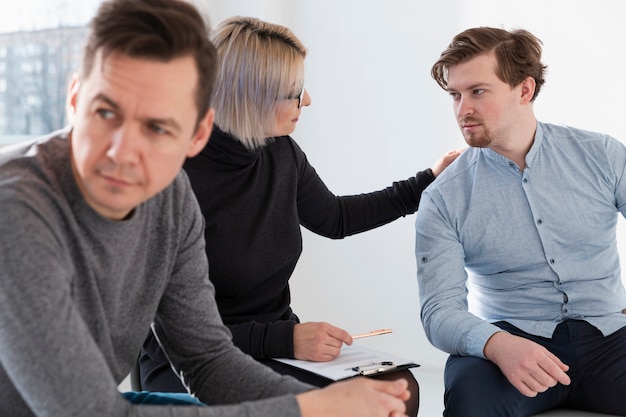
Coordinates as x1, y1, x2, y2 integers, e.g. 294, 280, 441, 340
200, 126, 265, 167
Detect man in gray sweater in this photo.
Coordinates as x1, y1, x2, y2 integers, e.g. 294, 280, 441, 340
0, 0, 411, 416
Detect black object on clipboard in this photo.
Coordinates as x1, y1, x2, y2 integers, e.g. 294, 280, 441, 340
351, 361, 419, 377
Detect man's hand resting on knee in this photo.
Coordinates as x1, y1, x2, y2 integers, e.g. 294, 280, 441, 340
484, 331, 571, 397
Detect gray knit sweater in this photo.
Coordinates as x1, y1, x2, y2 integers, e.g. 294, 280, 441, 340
0, 129, 311, 417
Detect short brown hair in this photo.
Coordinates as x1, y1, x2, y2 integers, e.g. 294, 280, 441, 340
432, 27, 547, 101
80, 0, 217, 127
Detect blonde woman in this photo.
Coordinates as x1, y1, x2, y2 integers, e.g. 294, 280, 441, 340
140, 16, 460, 398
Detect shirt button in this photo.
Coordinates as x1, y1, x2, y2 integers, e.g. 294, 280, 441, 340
550, 259, 555, 264
537, 219, 543, 225
563, 293, 569, 303
509, 162, 515, 167
523, 178, 528, 183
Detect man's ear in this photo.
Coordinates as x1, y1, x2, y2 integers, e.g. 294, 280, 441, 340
520, 76, 536, 104
66, 73, 80, 124
187, 107, 215, 157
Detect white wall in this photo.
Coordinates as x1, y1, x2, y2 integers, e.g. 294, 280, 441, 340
193, 0, 626, 367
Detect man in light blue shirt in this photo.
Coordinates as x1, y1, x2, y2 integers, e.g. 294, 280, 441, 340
415, 26, 626, 417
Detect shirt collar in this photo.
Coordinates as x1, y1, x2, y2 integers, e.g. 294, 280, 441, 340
479, 120, 543, 170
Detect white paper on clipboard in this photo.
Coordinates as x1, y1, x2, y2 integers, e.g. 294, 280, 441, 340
272, 344, 419, 381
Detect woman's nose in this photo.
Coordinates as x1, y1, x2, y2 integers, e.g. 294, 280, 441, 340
301, 89, 312, 107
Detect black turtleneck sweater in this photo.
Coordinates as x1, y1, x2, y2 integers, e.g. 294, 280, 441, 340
140, 127, 435, 390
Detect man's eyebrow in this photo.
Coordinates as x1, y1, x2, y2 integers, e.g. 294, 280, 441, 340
93, 93, 120, 110
92, 93, 182, 134
147, 116, 183, 135
467, 83, 489, 90
447, 83, 490, 93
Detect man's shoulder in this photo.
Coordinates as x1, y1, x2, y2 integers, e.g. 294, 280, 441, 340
427, 147, 480, 192
0, 129, 69, 173
0, 128, 69, 152
0, 130, 71, 199
538, 121, 625, 161
539, 121, 613, 143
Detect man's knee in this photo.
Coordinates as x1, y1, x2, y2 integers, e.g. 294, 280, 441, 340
443, 355, 522, 417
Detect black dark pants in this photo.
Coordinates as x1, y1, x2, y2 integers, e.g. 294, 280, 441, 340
443, 320, 626, 417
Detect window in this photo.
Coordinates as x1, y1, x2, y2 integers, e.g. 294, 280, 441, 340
0, 0, 100, 144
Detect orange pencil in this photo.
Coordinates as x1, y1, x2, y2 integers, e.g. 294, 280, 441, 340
351, 328, 393, 339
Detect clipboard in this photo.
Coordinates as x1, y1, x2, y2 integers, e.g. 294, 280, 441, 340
272, 344, 419, 381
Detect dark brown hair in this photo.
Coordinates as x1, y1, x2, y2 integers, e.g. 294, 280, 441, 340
80, 0, 217, 126
432, 27, 547, 101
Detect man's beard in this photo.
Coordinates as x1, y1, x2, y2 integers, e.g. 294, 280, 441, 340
460, 117, 491, 148
464, 131, 491, 148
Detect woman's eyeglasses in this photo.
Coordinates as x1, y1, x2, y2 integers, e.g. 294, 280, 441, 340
285, 84, 305, 108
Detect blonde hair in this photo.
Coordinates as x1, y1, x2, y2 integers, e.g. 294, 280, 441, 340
211, 16, 306, 149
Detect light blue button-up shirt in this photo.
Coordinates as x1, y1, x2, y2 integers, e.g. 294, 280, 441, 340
415, 121, 626, 358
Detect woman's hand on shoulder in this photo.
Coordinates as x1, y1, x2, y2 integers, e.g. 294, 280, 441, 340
431, 148, 465, 177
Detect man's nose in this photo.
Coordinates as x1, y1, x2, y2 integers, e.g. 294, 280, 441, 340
456, 96, 473, 118
106, 125, 140, 164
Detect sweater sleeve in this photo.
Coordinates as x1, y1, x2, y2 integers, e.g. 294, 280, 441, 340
150, 181, 312, 407
227, 320, 297, 359
290, 140, 436, 238
0, 186, 138, 417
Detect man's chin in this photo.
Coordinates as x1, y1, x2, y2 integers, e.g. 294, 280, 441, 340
464, 136, 490, 148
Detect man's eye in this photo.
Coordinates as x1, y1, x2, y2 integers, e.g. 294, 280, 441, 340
149, 123, 170, 135
449, 92, 460, 100
473, 89, 485, 95
96, 109, 116, 119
